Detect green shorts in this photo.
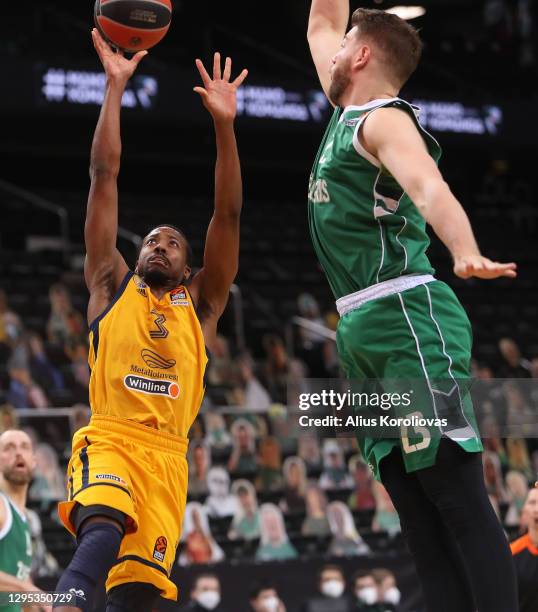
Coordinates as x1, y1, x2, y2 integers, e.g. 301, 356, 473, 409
336, 280, 482, 481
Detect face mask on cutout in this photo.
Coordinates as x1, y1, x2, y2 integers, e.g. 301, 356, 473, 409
321, 579, 345, 598
260, 595, 280, 612
357, 586, 378, 605
383, 586, 401, 605
196, 590, 220, 610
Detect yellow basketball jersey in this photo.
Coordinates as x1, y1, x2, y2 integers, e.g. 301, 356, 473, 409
88, 271, 207, 438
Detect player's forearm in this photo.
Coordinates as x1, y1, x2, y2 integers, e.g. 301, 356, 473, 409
417, 179, 480, 260
0, 570, 32, 591
213, 120, 242, 218
89, 79, 125, 177
308, 0, 349, 38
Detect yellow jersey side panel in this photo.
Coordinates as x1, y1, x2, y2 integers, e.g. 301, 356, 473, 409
88, 272, 207, 438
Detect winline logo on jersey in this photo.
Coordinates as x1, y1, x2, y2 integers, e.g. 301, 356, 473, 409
124, 374, 180, 399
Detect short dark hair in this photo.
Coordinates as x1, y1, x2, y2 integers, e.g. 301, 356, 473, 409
192, 572, 219, 591
352, 569, 374, 584
371, 568, 395, 584
236, 484, 250, 496
139, 224, 193, 266
319, 564, 344, 583
249, 580, 277, 600
351, 8, 423, 88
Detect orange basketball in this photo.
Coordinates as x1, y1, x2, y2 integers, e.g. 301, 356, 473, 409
94, 0, 172, 52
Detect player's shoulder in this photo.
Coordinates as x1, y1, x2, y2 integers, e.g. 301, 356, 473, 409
360, 101, 420, 149
365, 99, 418, 123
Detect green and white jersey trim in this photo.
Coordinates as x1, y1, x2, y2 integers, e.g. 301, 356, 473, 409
336, 273, 435, 316
398, 285, 476, 441
422, 284, 475, 440
308, 97, 440, 299
348, 99, 441, 285
0, 494, 13, 540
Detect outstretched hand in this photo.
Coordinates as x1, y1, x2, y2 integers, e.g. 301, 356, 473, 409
453, 255, 517, 280
194, 52, 248, 123
91, 28, 147, 84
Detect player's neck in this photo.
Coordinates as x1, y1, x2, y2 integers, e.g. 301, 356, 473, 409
341, 78, 398, 109
145, 279, 181, 300
2, 483, 27, 515
149, 286, 172, 300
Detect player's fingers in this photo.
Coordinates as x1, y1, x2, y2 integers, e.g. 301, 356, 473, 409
485, 261, 513, 273
193, 86, 209, 101
459, 259, 472, 276
92, 27, 104, 47
223, 56, 232, 81
91, 34, 100, 55
488, 262, 517, 278
232, 68, 249, 87
213, 51, 221, 80
92, 28, 107, 55
484, 259, 504, 270
502, 269, 517, 278
132, 50, 148, 65
497, 262, 517, 270
195, 59, 211, 87
454, 264, 469, 279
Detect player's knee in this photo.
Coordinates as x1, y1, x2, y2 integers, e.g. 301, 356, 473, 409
72, 503, 127, 538
54, 520, 123, 611
106, 582, 160, 612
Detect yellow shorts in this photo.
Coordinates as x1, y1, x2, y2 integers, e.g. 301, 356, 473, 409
58, 415, 189, 601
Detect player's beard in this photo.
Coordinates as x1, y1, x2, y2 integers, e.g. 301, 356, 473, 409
328, 58, 352, 106
3, 465, 32, 486
138, 257, 178, 288
142, 266, 172, 287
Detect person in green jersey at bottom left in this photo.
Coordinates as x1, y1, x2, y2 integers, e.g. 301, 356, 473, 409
0, 430, 50, 612
307, 2, 518, 612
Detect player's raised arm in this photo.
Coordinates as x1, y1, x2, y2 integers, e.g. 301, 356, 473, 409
361, 107, 517, 280
190, 53, 248, 348
84, 29, 147, 324
308, 0, 350, 103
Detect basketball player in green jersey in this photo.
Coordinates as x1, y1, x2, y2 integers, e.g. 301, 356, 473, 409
307, 3, 518, 611
0, 430, 50, 612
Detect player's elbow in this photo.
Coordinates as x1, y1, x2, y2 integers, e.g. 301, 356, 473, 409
307, 25, 318, 45
89, 158, 120, 181
214, 207, 242, 225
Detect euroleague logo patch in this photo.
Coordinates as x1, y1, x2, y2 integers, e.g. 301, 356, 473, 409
153, 536, 167, 562
170, 288, 189, 306
124, 375, 180, 399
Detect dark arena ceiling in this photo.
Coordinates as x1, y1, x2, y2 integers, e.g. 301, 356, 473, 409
1, 0, 535, 97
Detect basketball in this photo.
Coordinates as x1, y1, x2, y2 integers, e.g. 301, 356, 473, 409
94, 0, 172, 52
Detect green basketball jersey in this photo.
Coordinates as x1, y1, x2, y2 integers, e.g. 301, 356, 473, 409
308, 98, 440, 299
0, 493, 32, 612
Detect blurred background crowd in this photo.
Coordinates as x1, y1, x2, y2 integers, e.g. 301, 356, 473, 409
0, 279, 537, 610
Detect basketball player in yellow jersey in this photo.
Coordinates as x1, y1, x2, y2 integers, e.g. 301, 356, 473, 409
54, 29, 248, 612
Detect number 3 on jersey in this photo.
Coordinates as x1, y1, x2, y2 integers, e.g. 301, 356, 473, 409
150, 309, 169, 339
